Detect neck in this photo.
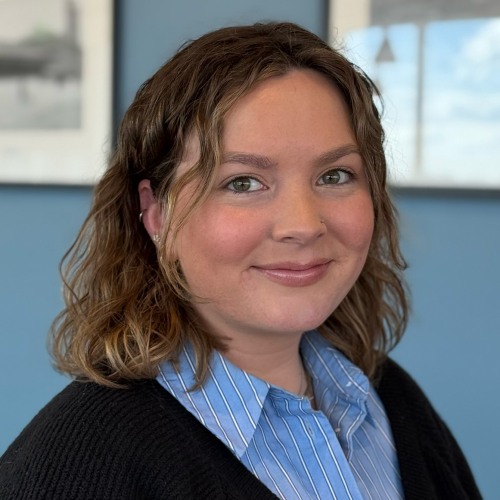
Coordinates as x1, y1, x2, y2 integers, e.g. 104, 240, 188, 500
222, 333, 308, 395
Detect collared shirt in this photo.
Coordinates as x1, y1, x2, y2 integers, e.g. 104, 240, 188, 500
157, 331, 403, 499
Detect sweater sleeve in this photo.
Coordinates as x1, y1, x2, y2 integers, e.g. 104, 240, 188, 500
376, 358, 483, 500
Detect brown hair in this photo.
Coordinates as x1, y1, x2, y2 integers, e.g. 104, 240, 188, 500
50, 22, 408, 386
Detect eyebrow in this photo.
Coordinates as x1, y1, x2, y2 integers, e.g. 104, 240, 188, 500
221, 152, 277, 169
313, 144, 361, 167
221, 144, 360, 170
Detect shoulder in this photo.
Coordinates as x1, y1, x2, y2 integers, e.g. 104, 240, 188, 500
0, 379, 278, 499
3, 379, 183, 444
0, 380, 196, 498
0, 378, 198, 461
376, 357, 431, 407
375, 358, 482, 500
375, 356, 460, 449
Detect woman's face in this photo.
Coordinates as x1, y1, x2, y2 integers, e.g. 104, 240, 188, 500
172, 69, 374, 347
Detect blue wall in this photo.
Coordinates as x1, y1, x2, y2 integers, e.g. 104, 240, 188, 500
1, 1, 498, 497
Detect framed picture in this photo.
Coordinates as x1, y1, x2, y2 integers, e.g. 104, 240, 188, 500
329, 0, 500, 189
0, 0, 113, 185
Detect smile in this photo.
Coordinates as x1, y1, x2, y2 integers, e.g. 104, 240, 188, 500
251, 260, 332, 287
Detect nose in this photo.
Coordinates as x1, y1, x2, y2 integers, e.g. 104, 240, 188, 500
271, 187, 326, 244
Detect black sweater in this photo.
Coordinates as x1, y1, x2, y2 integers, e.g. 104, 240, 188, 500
0, 359, 481, 499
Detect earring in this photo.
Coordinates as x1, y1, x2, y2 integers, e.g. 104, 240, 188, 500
152, 234, 160, 243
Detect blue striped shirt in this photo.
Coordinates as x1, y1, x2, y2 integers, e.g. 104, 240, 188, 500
157, 331, 403, 499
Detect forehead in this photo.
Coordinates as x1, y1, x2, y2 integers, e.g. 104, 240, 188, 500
224, 68, 347, 119
222, 69, 354, 153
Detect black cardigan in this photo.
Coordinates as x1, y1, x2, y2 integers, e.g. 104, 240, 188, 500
0, 359, 482, 499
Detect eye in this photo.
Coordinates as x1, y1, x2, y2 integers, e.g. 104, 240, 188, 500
318, 169, 351, 185
226, 176, 264, 193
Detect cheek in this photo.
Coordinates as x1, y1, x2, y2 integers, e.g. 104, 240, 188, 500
175, 205, 267, 271
332, 195, 374, 253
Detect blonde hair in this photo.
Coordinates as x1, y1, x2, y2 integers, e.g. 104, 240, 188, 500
51, 22, 408, 386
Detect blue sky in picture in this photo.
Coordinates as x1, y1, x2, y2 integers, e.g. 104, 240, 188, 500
343, 18, 500, 188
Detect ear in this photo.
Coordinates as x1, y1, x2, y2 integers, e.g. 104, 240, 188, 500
138, 179, 163, 239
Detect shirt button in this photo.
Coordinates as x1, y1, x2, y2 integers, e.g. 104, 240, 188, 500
335, 427, 341, 434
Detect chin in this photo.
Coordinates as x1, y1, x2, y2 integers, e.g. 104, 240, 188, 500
262, 303, 335, 334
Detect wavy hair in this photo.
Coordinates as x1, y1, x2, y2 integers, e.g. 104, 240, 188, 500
50, 22, 409, 386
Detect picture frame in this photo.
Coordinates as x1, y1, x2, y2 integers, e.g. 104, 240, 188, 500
0, 0, 113, 185
328, 0, 500, 189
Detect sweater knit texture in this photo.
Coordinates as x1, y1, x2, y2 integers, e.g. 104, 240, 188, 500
0, 358, 482, 499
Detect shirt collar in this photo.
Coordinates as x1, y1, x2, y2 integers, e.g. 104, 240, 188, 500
301, 330, 370, 404
157, 343, 269, 458
156, 330, 372, 457
302, 331, 375, 433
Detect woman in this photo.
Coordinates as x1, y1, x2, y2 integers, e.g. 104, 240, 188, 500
0, 22, 480, 499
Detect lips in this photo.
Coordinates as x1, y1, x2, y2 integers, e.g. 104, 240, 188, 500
251, 260, 332, 287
